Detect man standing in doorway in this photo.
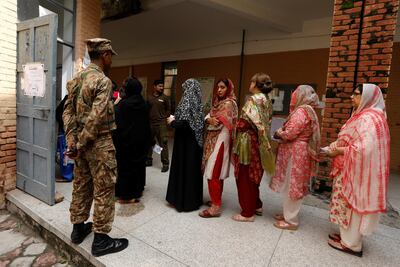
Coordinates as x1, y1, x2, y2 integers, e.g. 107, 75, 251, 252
63, 38, 128, 257
146, 79, 170, 172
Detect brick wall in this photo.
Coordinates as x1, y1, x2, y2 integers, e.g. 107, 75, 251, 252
74, 0, 101, 70
0, 0, 17, 209
320, 0, 399, 182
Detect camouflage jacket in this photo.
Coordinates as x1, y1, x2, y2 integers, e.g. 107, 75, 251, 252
63, 63, 116, 150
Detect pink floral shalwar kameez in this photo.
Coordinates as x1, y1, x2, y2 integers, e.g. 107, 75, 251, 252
270, 108, 315, 199
270, 85, 320, 227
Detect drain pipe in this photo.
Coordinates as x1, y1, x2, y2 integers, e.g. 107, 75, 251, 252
238, 29, 246, 108
353, 0, 366, 89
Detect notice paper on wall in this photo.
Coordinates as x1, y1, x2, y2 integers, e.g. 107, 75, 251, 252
21, 63, 45, 97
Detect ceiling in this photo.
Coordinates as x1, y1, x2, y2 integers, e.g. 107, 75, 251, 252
101, 0, 335, 65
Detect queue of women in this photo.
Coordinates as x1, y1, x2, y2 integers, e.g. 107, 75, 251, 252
112, 74, 390, 258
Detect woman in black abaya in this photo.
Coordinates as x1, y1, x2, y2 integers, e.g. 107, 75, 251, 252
166, 78, 204, 212
113, 77, 151, 203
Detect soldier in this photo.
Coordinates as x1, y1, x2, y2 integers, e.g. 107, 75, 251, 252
63, 38, 128, 257
146, 79, 171, 172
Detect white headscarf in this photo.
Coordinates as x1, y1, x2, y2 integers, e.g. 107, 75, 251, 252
353, 83, 386, 117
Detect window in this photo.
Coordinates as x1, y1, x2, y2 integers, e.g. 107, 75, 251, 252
162, 62, 178, 112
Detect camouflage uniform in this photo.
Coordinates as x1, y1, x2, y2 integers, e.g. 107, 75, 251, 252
63, 40, 117, 234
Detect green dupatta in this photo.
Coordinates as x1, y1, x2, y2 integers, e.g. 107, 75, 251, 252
233, 93, 275, 175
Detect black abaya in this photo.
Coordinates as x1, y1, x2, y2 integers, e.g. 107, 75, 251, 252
166, 120, 203, 212
113, 94, 151, 200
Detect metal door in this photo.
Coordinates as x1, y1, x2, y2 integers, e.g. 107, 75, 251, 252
16, 14, 58, 205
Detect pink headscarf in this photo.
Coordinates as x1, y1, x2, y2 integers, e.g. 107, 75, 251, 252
334, 84, 390, 214
289, 85, 319, 113
287, 85, 320, 163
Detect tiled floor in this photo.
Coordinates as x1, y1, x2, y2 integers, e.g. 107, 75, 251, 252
6, 163, 400, 267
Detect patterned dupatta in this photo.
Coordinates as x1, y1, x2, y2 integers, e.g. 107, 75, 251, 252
287, 85, 321, 168
175, 79, 204, 147
332, 84, 390, 214
202, 79, 238, 166
209, 79, 238, 132
241, 93, 275, 175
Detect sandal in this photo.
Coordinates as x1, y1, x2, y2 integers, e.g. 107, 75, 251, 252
328, 238, 363, 257
273, 214, 284, 221
199, 209, 221, 218
273, 220, 298, 230
255, 208, 263, 216
117, 199, 136, 204
328, 233, 341, 242
232, 214, 255, 222
56, 177, 71, 183
55, 191, 64, 203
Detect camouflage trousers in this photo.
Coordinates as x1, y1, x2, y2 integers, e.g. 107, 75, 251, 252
70, 134, 117, 234
147, 123, 169, 165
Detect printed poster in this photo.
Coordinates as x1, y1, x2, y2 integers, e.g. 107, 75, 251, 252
21, 63, 46, 97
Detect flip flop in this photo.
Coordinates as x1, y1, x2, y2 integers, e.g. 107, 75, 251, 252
56, 177, 71, 183
273, 220, 298, 230
232, 214, 255, 222
328, 233, 341, 242
55, 191, 64, 203
328, 238, 363, 257
255, 208, 263, 216
199, 209, 221, 218
117, 199, 136, 204
273, 214, 284, 221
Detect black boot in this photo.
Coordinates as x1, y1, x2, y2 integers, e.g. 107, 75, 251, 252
91, 233, 129, 257
71, 222, 93, 244
161, 164, 169, 172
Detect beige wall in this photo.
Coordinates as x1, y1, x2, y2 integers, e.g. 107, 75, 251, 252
109, 63, 162, 97
111, 45, 400, 171
176, 56, 242, 101
167, 49, 328, 107
0, 0, 17, 209
132, 63, 162, 97
242, 48, 329, 104
109, 66, 131, 88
